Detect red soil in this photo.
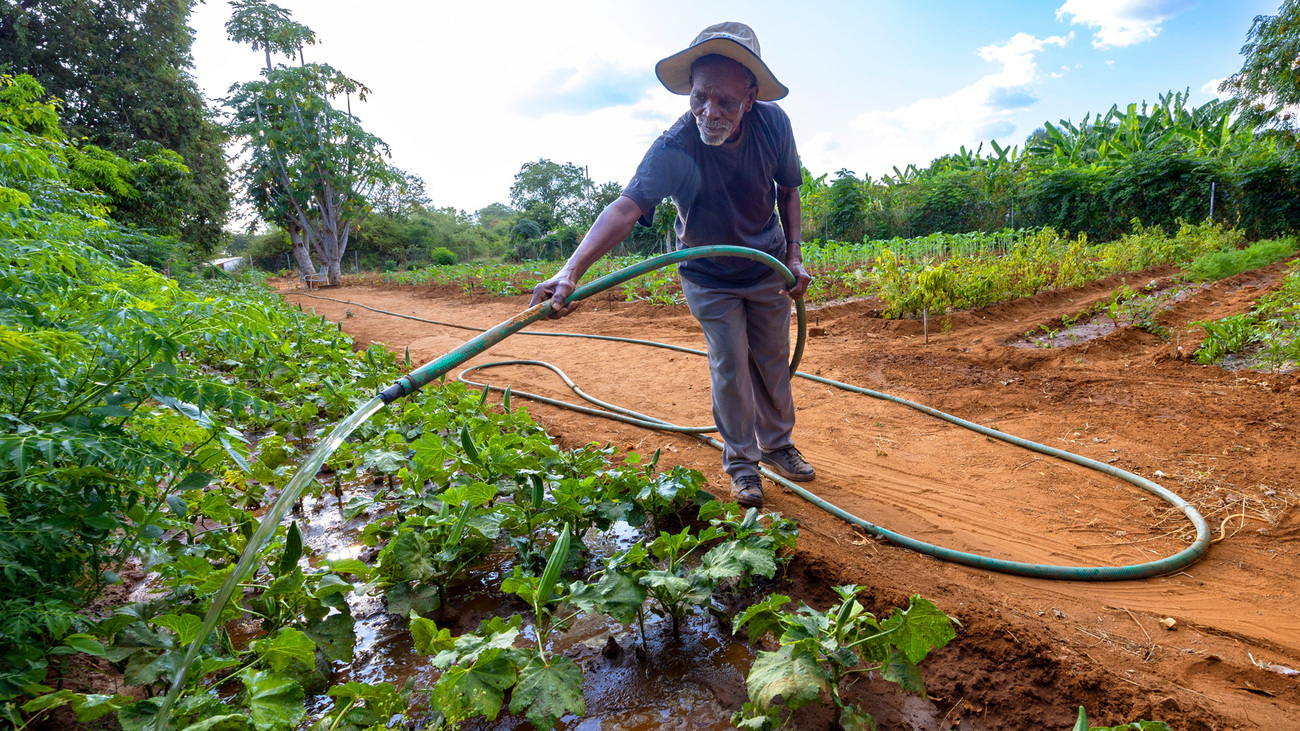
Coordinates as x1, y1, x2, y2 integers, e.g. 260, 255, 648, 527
283, 258, 1300, 730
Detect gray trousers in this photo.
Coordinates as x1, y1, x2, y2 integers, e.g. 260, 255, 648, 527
681, 274, 796, 479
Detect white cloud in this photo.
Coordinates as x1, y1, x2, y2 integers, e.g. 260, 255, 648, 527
1056, 0, 1192, 49
1201, 78, 1229, 99
842, 32, 1069, 178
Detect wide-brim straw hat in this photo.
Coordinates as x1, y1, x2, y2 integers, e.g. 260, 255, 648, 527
655, 22, 788, 102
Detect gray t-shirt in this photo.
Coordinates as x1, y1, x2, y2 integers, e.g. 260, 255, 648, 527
621, 101, 801, 288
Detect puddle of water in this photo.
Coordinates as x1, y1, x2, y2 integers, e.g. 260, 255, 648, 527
293, 482, 754, 729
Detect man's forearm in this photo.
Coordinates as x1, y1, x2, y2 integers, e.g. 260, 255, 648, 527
558, 195, 643, 283
777, 185, 801, 262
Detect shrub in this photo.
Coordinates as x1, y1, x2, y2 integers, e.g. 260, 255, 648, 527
430, 246, 458, 266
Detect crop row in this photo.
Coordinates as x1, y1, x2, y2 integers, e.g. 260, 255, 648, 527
368, 222, 1250, 318
6, 230, 958, 730
1194, 259, 1300, 372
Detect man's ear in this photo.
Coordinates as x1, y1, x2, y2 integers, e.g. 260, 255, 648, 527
745, 85, 758, 112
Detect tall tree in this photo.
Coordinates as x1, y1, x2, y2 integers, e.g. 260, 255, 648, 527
1220, 0, 1300, 131
509, 159, 594, 232
226, 0, 405, 284
0, 0, 232, 256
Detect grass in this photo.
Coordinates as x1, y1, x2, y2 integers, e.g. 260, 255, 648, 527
1185, 236, 1298, 282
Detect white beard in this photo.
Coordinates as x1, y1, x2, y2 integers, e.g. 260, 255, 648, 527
695, 114, 734, 146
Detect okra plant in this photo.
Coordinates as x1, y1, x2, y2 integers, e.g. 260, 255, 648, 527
732, 586, 957, 730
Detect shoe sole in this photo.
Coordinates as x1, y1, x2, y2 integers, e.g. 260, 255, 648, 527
760, 458, 815, 482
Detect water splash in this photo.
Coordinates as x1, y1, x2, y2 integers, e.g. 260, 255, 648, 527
154, 395, 387, 729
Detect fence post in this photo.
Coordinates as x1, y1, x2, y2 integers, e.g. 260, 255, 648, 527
355, 249, 359, 274
286, 253, 291, 272
1209, 181, 1216, 221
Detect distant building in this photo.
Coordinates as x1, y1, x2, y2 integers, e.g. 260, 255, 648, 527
207, 256, 246, 272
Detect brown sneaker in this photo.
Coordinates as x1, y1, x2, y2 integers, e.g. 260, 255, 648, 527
730, 474, 764, 508
761, 446, 815, 482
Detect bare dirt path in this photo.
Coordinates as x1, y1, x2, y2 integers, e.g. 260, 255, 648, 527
284, 263, 1300, 730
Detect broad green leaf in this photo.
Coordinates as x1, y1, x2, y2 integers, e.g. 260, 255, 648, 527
779, 607, 829, 643
198, 565, 237, 595
409, 616, 454, 656
385, 581, 441, 618
732, 594, 791, 644
881, 596, 956, 665
567, 572, 646, 625
364, 449, 407, 474
303, 612, 355, 663
154, 614, 203, 647
745, 644, 827, 712
699, 537, 776, 580
879, 647, 925, 697
116, 697, 164, 731
262, 569, 304, 597
431, 648, 517, 722
21, 689, 80, 714
466, 509, 505, 538
321, 558, 371, 580
324, 681, 406, 728
832, 585, 863, 602
508, 655, 585, 729
441, 481, 496, 508
21, 690, 133, 722
442, 623, 521, 668
639, 570, 691, 594
312, 573, 353, 598
241, 670, 305, 731
165, 494, 189, 516
180, 715, 251, 731
840, 704, 878, 731
124, 648, 180, 686
62, 633, 106, 657
388, 531, 436, 582
411, 432, 448, 475
251, 628, 315, 672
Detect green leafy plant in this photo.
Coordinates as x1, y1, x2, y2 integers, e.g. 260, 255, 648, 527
732, 587, 957, 730
1071, 705, 1172, 731
413, 525, 587, 730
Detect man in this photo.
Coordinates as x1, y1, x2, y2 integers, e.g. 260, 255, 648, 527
530, 22, 813, 508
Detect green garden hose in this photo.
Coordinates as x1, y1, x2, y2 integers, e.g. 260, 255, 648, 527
160, 248, 1210, 730
334, 245, 1211, 580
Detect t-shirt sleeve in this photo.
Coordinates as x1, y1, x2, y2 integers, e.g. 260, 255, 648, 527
773, 108, 802, 188
621, 137, 695, 228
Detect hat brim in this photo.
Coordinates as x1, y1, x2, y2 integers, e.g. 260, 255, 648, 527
655, 37, 788, 102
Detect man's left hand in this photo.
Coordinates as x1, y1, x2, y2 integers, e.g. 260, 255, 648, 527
782, 259, 812, 299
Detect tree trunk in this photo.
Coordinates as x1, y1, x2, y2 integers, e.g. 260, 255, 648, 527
288, 224, 316, 276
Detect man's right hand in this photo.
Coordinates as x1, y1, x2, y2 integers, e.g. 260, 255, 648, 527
529, 272, 581, 319
527, 196, 644, 319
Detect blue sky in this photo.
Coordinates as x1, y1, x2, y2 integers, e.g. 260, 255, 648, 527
188, 0, 1281, 214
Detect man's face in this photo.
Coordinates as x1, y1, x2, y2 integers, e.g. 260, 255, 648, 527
689, 60, 757, 146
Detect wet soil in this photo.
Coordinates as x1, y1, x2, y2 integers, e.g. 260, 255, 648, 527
283, 257, 1300, 730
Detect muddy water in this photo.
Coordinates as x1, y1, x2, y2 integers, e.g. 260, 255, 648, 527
1013, 282, 1208, 349
296, 480, 755, 730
